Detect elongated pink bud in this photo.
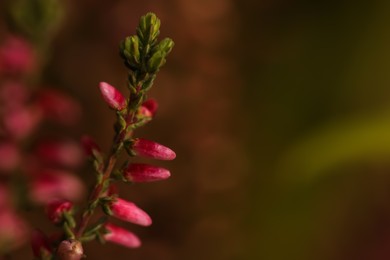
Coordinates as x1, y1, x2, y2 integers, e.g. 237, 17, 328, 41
99, 82, 127, 110
132, 138, 176, 160
109, 198, 152, 226
31, 229, 51, 258
124, 163, 170, 182
46, 200, 73, 224
104, 223, 141, 248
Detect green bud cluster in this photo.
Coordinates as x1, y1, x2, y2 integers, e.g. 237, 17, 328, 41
119, 12, 174, 93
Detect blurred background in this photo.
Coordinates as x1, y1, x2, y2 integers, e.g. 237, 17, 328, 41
2, 0, 390, 259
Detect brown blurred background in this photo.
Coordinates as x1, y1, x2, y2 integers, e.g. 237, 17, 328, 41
3, 0, 390, 259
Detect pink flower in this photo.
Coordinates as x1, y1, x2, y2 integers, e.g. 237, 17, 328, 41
0, 210, 29, 252
29, 170, 84, 204
138, 98, 158, 117
31, 229, 51, 258
109, 198, 152, 226
104, 223, 141, 248
0, 36, 36, 75
123, 163, 170, 182
132, 138, 176, 160
0, 142, 20, 172
35, 139, 84, 168
99, 82, 127, 110
46, 200, 73, 224
37, 89, 81, 126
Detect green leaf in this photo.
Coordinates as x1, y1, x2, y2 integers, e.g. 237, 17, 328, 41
157, 38, 174, 54
147, 50, 165, 73
137, 12, 160, 45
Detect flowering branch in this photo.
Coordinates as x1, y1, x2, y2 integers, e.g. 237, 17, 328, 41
48, 12, 175, 259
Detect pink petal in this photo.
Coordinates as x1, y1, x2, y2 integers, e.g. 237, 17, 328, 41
99, 82, 127, 110
124, 163, 170, 182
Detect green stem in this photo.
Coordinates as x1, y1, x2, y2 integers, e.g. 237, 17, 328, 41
75, 109, 138, 239
75, 139, 120, 238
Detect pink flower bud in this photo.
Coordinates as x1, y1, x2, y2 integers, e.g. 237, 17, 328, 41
0, 36, 36, 75
109, 198, 152, 226
104, 223, 141, 248
99, 82, 127, 110
46, 200, 73, 224
123, 163, 170, 182
3, 106, 42, 140
0, 210, 29, 252
31, 229, 51, 258
132, 138, 176, 160
37, 89, 81, 126
30, 170, 84, 204
36, 140, 84, 168
56, 239, 84, 260
80, 135, 101, 157
138, 106, 153, 118
0, 142, 20, 172
138, 99, 158, 117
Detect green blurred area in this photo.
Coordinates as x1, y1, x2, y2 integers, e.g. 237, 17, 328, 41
241, 1, 390, 259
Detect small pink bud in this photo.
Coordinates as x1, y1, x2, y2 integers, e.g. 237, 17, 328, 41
31, 229, 51, 258
37, 89, 81, 125
104, 223, 141, 248
80, 135, 101, 157
30, 170, 84, 204
36, 140, 84, 168
124, 163, 170, 182
109, 198, 152, 226
46, 200, 73, 224
0, 142, 20, 172
133, 138, 176, 160
0, 36, 36, 75
138, 99, 158, 117
99, 82, 127, 110
138, 106, 153, 118
56, 239, 84, 260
